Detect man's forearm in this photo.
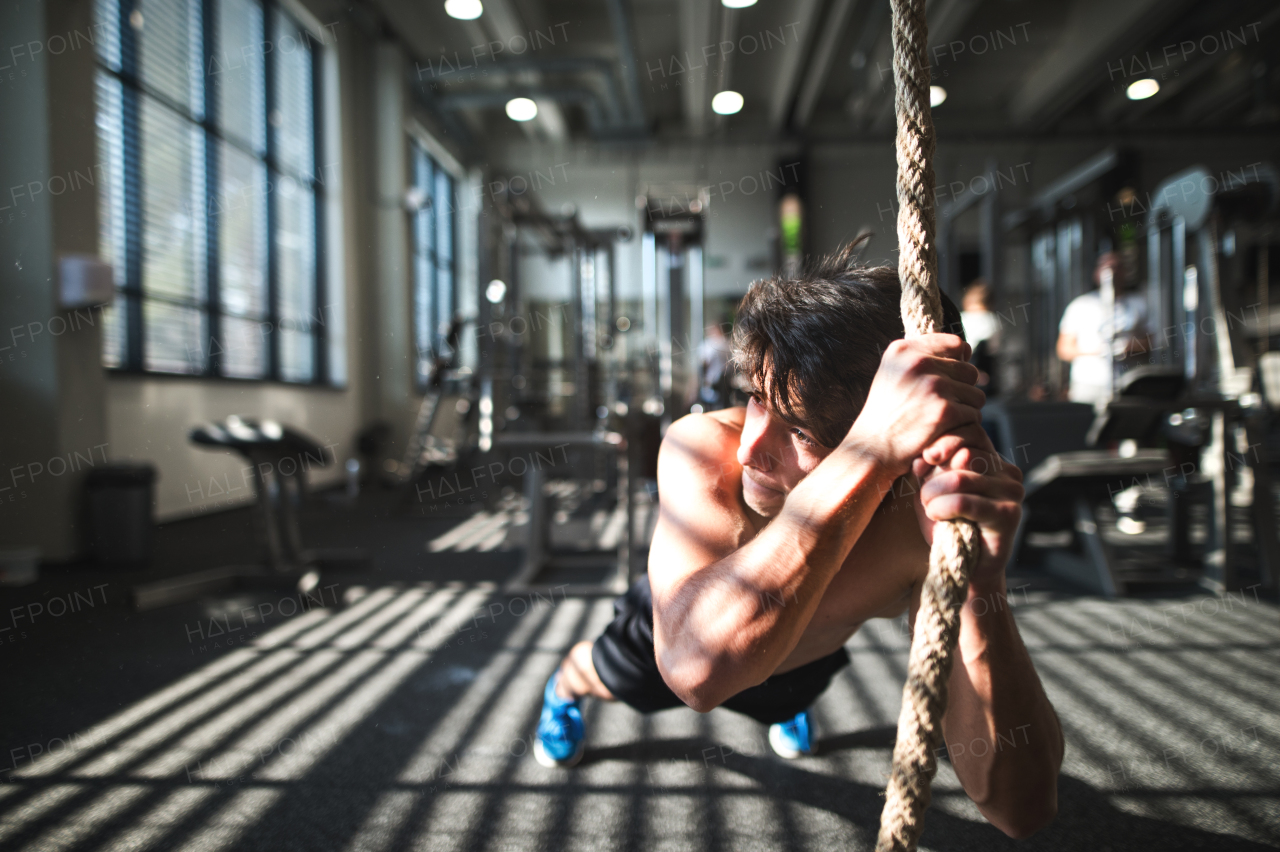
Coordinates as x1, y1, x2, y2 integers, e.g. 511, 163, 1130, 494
655, 445, 896, 710
944, 577, 1063, 837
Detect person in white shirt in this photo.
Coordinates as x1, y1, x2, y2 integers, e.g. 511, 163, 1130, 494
1056, 252, 1147, 406
961, 280, 999, 395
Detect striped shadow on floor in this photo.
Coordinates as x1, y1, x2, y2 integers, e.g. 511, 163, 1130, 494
0, 585, 1276, 851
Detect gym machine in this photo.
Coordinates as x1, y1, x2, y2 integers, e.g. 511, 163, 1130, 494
462, 188, 641, 592
641, 194, 706, 426
399, 319, 475, 494
497, 430, 632, 596
133, 417, 368, 610
1010, 163, 1280, 596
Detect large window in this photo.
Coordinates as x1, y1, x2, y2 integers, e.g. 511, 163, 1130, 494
94, 0, 341, 383
411, 140, 456, 388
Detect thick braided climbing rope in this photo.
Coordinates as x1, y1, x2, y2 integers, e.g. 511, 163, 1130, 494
874, 0, 983, 850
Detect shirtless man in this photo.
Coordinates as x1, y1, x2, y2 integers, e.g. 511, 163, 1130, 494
534, 242, 1063, 838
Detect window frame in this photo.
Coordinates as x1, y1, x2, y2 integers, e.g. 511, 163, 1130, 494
410, 136, 459, 392
96, 0, 335, 385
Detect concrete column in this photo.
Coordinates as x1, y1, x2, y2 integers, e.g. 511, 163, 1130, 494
47, 0, 109, 550
372, 40, 412, 456
0, 0, 109, 560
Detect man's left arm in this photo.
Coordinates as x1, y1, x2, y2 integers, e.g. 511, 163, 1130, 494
911, 429, 1064, 839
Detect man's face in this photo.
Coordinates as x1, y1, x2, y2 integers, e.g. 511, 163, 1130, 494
1093, 252, 1121, 288
736, 390, 833, 517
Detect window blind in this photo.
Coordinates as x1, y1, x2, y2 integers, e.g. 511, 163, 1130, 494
93, 0, 334, 384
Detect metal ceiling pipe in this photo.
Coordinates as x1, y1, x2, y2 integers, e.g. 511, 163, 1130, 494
602, 0, 647, 130
430, 57, 627, 125
408, 77, 478, 147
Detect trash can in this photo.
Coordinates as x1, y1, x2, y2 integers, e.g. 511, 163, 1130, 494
85, 464, 157, 564
0, 547, 40, 586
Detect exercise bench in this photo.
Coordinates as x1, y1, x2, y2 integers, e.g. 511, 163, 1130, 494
133, 416, 367, 611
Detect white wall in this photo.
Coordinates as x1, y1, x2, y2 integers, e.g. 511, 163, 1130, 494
0, 0, 62, 556
106, 379, 356, 519
811, 137, 1280, 258
491, 142, 787, 309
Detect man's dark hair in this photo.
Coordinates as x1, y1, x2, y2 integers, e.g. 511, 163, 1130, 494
732, 235, 966, 448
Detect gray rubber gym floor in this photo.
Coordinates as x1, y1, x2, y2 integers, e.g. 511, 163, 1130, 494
2, 501, 1278, 851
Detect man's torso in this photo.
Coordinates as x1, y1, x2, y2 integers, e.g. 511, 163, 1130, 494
1062, 291, 1148, 392
651, 407, 930, 674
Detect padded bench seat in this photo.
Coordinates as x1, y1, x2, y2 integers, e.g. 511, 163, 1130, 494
1025, 449, 1175, 502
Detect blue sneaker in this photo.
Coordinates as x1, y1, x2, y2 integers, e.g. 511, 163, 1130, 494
768, 709, 815, 758
534, 671, 585, 767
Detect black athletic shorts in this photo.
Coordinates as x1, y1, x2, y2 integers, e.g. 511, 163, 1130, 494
591, 574, 850, 725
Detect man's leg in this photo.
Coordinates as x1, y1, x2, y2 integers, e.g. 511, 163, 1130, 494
536, 647, 594, 768
536, 577, 684, 767
555, 641, 615, 701
721, 647, 851, 758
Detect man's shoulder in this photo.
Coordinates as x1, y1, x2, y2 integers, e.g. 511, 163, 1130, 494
659, 410, 745, 491
1060, 291, 1101, 328
1066, 290, 1101, 311
664, 408, 744, 452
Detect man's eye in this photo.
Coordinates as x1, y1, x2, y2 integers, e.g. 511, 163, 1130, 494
792, 428, 816, 446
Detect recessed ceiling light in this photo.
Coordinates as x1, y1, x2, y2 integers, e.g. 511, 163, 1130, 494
722, 0, 757, 7
930, 85, 947, 107
444, 0, 482, 20
711, 90, 744, 115
1126, 78, 1159, 100
505, 97, 538, 121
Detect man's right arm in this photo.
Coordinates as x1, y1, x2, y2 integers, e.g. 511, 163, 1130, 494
649, 426, 898, 711
649, 335, 983, 711
1055, 332, 1080, 362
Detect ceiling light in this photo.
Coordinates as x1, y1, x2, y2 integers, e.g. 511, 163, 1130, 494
505, 97, 538, 121
722, 0, 757, 7
711, 90, 744, 115
1126, 78, 1159, 100
929, 85, 947, 107
485, 279, 507, 303
444, 0, 482, 20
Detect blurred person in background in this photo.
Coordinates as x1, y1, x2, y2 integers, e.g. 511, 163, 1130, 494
1056, 252, 1148, 406
960, 280, 1000, 397
695, 322, 732, 410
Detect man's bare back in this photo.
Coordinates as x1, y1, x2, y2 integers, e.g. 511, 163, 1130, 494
654, 407, 929, 675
